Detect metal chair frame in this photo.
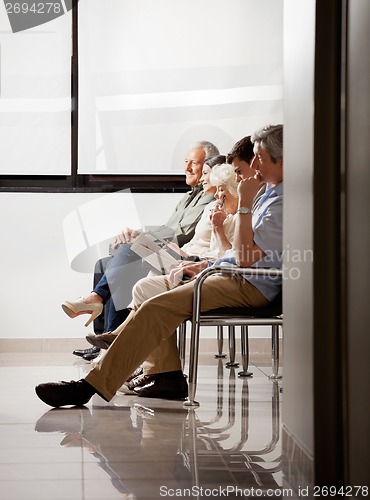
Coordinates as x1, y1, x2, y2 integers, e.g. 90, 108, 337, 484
182, 266, 283, 407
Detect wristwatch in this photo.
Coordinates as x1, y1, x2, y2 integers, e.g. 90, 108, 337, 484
236, 206, 253, 215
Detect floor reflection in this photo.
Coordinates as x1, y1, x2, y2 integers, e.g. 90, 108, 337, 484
34, 361, 282, 499
184, 365, 282, 495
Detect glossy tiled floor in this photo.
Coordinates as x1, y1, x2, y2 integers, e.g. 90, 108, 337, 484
0, 352, 283, 500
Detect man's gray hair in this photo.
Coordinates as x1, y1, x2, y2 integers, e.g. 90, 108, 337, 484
194, 141, 220, 160
251, 124, 283, 163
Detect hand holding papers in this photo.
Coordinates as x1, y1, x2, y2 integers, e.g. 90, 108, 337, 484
131, 232, 181, 274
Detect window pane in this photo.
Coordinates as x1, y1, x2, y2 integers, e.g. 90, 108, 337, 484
78, 0, 283, 175
0, 10, 71, 175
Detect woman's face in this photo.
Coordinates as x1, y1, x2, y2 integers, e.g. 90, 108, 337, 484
200, 164, 216, 195
215, 184, 230, 204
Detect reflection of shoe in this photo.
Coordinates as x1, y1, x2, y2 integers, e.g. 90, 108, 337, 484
61, 297, 103, 327
35, 407, 91, 433
59, 434, 84, 447
89, 350, 106, 367
73, 346, 100, 358
85, 332, 117, 349
133, 403, 155, 420
35, 380, 96, 408
133, 371, 188, 400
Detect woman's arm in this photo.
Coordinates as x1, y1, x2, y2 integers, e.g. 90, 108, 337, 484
210, 207, 232, 255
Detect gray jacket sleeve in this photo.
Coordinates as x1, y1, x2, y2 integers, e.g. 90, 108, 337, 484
147, 187, 215, 247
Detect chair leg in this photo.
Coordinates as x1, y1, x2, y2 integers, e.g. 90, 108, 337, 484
214, 326, 226, 358
238, 325, 253, 377
226, 326, 239, 368
269, 325, 282, 379
184, 319, 201, 407
178, 322, 186, 371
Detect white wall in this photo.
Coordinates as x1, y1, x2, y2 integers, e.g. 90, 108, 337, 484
0, 191, 273, 341
282, 0, 315, 461
0, 191, 181, 339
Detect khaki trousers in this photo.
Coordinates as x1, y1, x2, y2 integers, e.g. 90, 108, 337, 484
129, 274, 175, 309
130, 274, 182, 375
86, 274, 268, 401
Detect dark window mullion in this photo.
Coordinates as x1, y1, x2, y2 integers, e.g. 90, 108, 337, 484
71, 0, 80, 189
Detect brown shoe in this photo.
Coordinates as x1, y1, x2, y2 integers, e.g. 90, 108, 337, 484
85, 331, 118, 349
118, 372, 154, 395
126, 366, 143, 383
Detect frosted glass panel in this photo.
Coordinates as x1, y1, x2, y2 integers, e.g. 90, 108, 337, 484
0, 10, 71, 175
78, 0, 283, 175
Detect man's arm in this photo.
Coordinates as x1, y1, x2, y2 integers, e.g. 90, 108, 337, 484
114, 188, 214, 248
234, 175, 265, 267
112, 189, 210, 246
156, 189, 214, 247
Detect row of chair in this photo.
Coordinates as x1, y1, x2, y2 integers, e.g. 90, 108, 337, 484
177, 266, 283, 407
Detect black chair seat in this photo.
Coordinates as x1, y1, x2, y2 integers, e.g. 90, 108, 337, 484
201, 292, 282, 318
182, 267, 284, 407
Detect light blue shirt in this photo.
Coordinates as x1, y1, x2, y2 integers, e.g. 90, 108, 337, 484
214, 182, 283, 301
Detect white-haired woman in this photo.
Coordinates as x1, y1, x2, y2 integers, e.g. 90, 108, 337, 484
102, 162, 240, 320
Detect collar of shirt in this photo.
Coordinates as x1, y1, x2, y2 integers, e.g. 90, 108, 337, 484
192, 183, 203, 195
252, 182, 283, 226
184, 183, 202, 199
253, 182, 283, 209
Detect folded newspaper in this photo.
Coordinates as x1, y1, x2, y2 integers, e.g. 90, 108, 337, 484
131, 232, 181, 274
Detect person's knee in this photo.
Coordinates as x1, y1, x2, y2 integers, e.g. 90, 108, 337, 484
108, 243, 141, 268
132, 278, 147, 305
114, 242, 133, 258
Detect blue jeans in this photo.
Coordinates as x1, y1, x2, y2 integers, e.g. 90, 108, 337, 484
92, 243, 151, 332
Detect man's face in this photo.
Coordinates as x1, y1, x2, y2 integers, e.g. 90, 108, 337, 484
232, 157, 254, 182
184, 147, 206, 187
250, 143, 283, 184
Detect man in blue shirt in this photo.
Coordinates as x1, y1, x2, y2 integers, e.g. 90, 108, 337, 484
35, 124, 284, 407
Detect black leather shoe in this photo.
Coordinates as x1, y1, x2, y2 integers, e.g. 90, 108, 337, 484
73, 346, 100, 358
35, 379, 96, 408
83, 349, 101, 361
133, 371, 188, 400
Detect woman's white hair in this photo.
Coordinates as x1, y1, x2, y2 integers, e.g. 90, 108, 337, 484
210, 163, 238, 198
